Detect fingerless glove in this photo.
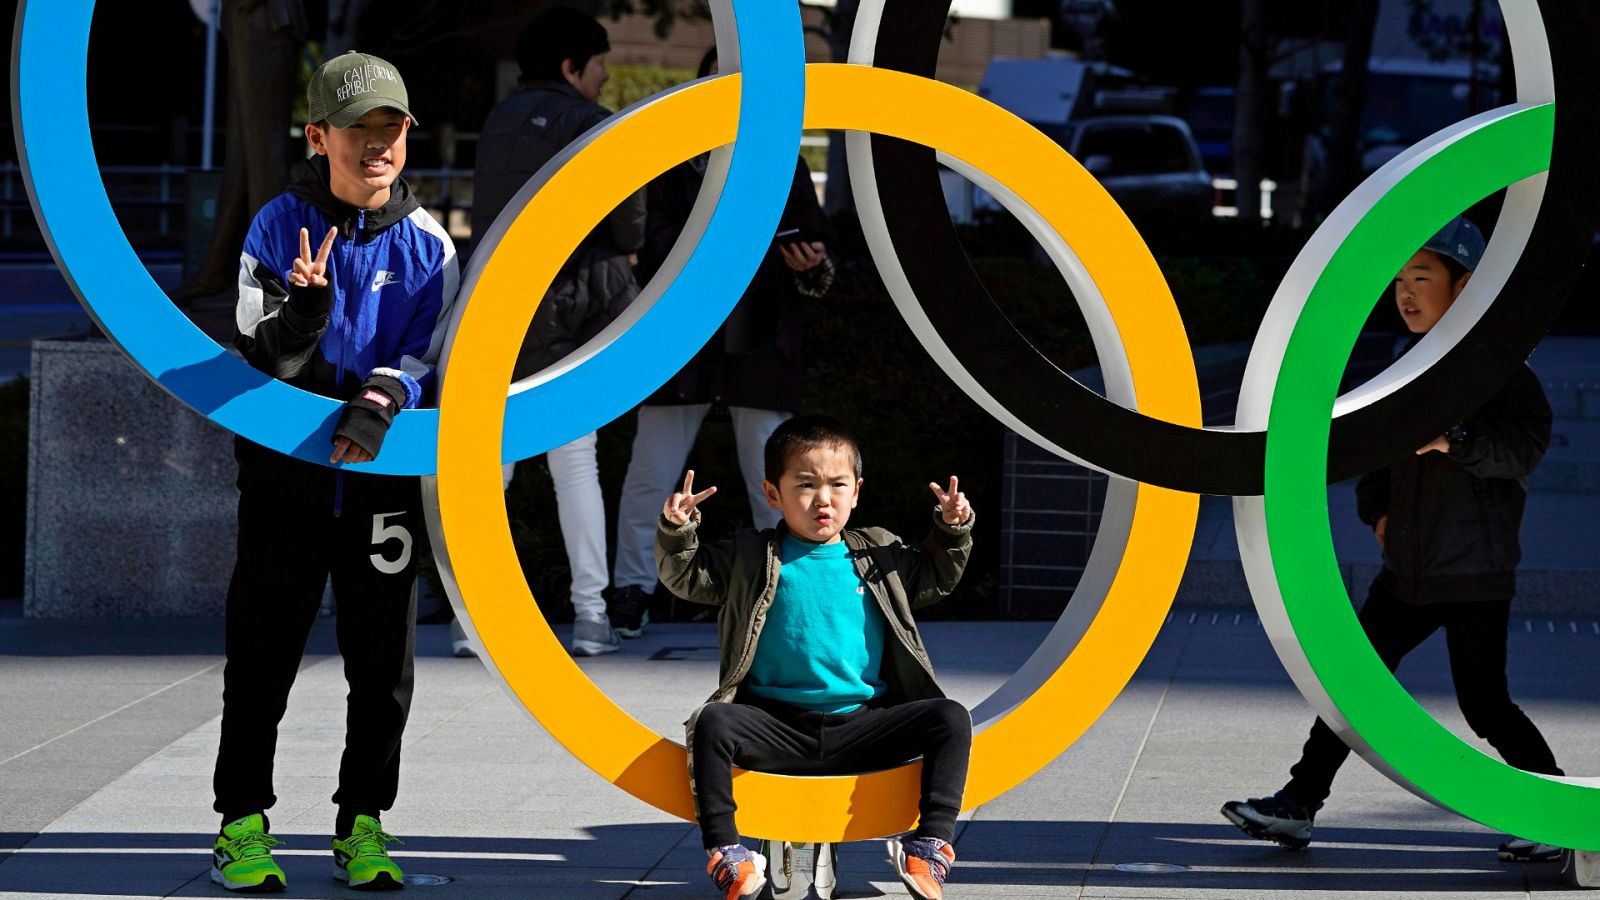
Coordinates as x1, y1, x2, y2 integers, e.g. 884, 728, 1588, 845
333, 372, 407, 459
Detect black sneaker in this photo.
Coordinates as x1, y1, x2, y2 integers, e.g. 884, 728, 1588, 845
1221, 793, 1314, 850
610, 586, 651, 639
1499, 837, 1562, 862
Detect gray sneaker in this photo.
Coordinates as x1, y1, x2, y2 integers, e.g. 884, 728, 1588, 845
449, 618, 476, 658
1221, 793, 1314, 850
571, 616, 620, 657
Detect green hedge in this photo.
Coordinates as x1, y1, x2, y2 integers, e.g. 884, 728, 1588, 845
600, 64, 696, 114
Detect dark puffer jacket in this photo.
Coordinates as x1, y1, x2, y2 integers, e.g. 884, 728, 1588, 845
1356, 360, 1551, 604
639, 157, 832, 413
471, 80, 646, 380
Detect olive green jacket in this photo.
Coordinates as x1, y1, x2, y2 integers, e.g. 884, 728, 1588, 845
655, 511, 974, 707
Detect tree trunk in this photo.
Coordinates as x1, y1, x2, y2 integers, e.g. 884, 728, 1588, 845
1232, 0, 1267, 224
325, 0, 361, 57
1322, 0, 1380, 217
174, 0, 304, 305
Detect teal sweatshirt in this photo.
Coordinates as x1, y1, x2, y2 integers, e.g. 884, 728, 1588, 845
744, 535, 887, 713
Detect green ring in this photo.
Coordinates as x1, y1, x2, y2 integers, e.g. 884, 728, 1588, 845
1261, 102, 1600, 849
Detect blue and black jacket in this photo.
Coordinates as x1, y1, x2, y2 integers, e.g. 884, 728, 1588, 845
234, 156, 458, 475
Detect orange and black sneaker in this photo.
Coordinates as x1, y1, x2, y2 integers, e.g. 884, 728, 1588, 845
887, 836, 955, 899
706, 844, 767, 899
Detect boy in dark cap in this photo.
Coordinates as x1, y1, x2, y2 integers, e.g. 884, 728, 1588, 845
210, 51, 457, 892
1221, 217, 1566, 864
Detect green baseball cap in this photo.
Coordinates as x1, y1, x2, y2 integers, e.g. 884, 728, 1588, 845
307, 51, 417, 128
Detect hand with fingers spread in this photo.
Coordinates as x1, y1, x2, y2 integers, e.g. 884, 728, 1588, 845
664, 469, 718, 526
290, 226, 338, 288
929, 475, 972, 526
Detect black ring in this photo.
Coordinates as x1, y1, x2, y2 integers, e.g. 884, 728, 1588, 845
860, 0, 1600, 496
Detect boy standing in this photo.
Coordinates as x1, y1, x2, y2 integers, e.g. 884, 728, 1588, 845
211, 52, 458, 891
1221, 218, 1565, 862
656, 417, 975, 900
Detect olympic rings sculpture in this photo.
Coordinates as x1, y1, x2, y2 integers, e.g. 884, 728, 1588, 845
14, 0, 1600, 849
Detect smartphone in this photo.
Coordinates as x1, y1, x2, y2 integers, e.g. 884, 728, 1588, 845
775, 227, 820, 248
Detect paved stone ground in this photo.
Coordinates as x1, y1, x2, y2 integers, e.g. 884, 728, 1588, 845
2, 604, 1598, 899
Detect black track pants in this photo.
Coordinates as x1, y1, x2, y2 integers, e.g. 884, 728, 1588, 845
1283, 578, 1562, 812
213, 467, 420, 825
689, 696, 971, 849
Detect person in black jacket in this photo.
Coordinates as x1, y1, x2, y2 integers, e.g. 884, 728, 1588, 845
1221, 217, 1566, 863
468, 7, 647, 658
608, 49, 836, 639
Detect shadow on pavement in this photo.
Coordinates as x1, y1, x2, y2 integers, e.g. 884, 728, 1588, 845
0, 820, 1566, 897
946, 819, 1556, 895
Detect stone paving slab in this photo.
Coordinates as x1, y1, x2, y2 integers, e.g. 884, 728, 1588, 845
1, 616, 1598, 898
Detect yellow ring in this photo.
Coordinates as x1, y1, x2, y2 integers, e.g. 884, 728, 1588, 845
434, 64, 1202, 842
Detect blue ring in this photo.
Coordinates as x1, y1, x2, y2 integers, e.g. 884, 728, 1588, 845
12, 0, 803, 474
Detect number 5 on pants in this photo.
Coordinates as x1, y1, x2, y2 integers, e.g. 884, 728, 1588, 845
370, 512, 414, 575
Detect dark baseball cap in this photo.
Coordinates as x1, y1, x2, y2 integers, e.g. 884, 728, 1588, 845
307, 52, 417, 128
1421, 216, 1486, 272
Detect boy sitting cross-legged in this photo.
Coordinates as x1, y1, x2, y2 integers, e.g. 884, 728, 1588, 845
656, 416, 975, 900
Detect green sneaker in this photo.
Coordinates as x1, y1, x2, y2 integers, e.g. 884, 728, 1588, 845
332, 814, 404, 890
211, 813, 286, 892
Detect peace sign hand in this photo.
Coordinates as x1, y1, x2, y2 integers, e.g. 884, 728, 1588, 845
929, 475, 972, 525
663, 469, 718, 526
290, 226, 338, 288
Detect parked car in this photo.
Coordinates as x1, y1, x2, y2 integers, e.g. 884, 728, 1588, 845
959, 59, 1212, 228
1296, 60, 1498, 222
954, 113, 1213, 229
1061, 115, 1214, 224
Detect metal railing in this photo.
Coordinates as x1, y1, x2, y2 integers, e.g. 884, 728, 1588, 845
402, 168, 476, 242
3, 152, 841, 250
1, 162, 191, 242
0, 162, 478, 247
1211, 176, 1279, 221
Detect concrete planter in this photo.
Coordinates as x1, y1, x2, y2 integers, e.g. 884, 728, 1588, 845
26, 339, 236, 617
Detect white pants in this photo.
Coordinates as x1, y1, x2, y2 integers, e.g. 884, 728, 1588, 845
503, 430, 608, 621
612, 404, 790, 591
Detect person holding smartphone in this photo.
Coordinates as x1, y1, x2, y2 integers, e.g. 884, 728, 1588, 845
608, 47, 837, 640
